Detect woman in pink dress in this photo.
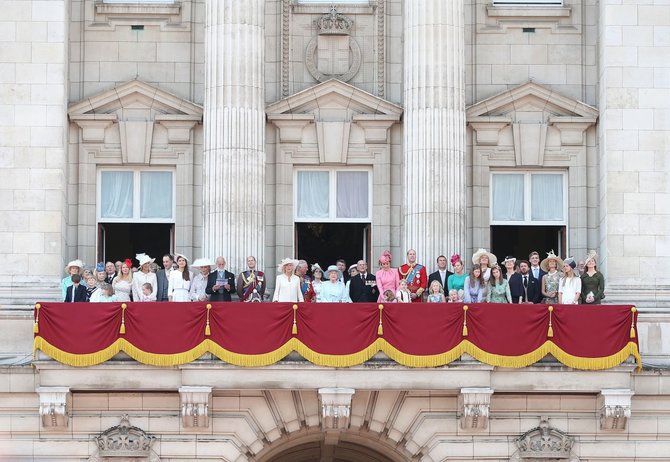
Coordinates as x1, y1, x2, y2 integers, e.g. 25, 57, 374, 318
375, 253, 399, 303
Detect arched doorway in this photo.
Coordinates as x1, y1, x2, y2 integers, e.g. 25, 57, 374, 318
256, 431, 408, 462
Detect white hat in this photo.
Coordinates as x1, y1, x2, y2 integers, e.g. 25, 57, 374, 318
325, 265, 343, 280
584, 250, 598, 266
191, 258, 214, 268
277, 257, 298, 273
540, 251, 564, 272
174, 253, 189, 262
136, 253, 155, 267
64, 259, 84, 274
311, 263, 323, 273
472, 248, 497, 267
502, 256, 516, 265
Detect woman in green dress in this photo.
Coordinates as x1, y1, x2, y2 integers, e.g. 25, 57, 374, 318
581, 250, 605, 304
486, 265, 512, 303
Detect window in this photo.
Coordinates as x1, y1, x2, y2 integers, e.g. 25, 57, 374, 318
295, 169, 371, 222
99, 169, 175, 222
490, 172, 566, 225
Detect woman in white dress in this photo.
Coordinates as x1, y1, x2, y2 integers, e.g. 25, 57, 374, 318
272, 258, 304, 302
168, 254, 193, 302
559, 258, 582, 305
112, 259, 133, 302
311, 263, 324, 302
132, 254, 157, 302
189, 258, 213, 302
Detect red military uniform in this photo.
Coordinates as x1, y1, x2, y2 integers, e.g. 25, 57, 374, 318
398, 263, 427, 303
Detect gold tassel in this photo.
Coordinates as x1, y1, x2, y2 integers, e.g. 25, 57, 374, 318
377, 304, 384, 336
205, 304, 212, 336
630, 306, 637, 339
547, 306, 554, 338
462, 305, 468, 337
119, 303, 126, 335
33, 303, 40, 334
292, 304, 298, 335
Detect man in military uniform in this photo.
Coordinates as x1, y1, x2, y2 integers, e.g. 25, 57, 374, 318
398, 249, 427, 303
295, 259, 315, 302
236, 255, 265, 302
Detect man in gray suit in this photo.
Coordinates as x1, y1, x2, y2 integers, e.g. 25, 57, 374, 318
156, 254, 174, 301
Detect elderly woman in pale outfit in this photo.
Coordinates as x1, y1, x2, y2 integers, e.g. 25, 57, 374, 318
273, 258, 304, 302
318, 265, 350, 303
558, 258, 581, 305
61, 259, 83, 301
112, 259, 133, 302
189, 258, 213, 302
168, 254, 193, 302
472, 248, 496, 282
132, 254, 158, 302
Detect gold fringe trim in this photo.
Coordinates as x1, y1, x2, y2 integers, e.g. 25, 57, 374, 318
295, 339, 383, 368
381, 339, 464, 368
208, 338, 298, 367
33, 337, 123, 367
463, 340, 550, 368
548, 341, 642, 371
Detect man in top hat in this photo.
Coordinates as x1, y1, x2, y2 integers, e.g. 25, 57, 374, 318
348, 260, 378, 303
398, 249, 427, 303
206, 257, 236, 302
237, 256, 266, 302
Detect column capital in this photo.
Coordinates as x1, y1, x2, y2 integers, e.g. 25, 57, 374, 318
318, 387, 355, 431
459, 387, 494, 430
36, 386, 70, 429
179, 386, 212, 428
599, 388, 634, 430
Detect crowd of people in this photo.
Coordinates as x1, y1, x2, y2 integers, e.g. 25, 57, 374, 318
60, 248, 605, 306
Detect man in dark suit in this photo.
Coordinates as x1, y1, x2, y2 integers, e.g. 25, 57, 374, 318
348, 260, 378, 302
509, 260, 541, 303
206, 256, 236, 301
428, 255, 453, 293
156, 254, 173, 301
528, 251, 546, 287
64, 274, 87, 302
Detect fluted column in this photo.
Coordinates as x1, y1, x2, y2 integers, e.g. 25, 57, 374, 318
403, 1, 466, 264
203, 0, 265, 272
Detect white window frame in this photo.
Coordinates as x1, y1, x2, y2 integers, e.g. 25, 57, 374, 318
293, 168, 372, 223
489, 170, 568, 226
97, 168, 176, 224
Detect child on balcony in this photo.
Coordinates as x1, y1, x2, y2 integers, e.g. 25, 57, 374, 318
97, 283, 118, 303
427, 280, 446, 303
396, 279, 411, 303
138, 283, 157, 302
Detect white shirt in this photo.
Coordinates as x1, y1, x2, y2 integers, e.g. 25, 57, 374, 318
559, 276, 582, 304
132, 270, 157, 301
168, 270, 193, 301
189, 273, 209, 301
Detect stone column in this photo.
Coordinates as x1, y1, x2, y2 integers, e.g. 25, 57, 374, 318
403, 1, 466, 264
203, 1, 265, 273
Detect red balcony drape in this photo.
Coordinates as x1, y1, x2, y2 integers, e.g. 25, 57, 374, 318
33, 302, 641, 370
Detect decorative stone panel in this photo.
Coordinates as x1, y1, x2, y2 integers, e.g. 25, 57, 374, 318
37, 386, 70, 429
179, 386, 212, 428
95, 414, 156, 458
318, 387, 355, 430
512, 418, 577, 461
459, 387, 493, 430
599, 389, 634, 431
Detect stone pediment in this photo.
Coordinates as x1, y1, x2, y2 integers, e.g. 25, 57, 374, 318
266, 79, 403, 120
68, 80, 203, 118
467, 81, 598, 122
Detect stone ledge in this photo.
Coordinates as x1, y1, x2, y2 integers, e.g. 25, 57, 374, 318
95, 2, 181, 17
486, 4, 571, 19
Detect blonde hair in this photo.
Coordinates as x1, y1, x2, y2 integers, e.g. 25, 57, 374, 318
429, 280, 443, 294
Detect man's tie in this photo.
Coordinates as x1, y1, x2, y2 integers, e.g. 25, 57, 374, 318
361, 274, 365, 282
523, 275, 528, 288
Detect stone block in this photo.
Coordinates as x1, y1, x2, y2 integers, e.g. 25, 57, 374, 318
47, 22, 65, 43
623, 234, 655, 257
605, 46, 638, 67
15, 63, 46, 85
30, 84, 64, 105
29, 211, 61, 232
15, 105, 46, 127
622, 109, 654, 130
476, 45, 509, 64
31, 43, 65, 64
32, 1, 65, 22
606, 88, 638, 109
548, 45, 582, 65
640, 172, 669, 193
607, 213, 639, 235
84, 42, 118, 62
605, 5, 638, 26
638, 5, 670, 26
10, 414, 40, 433
511, 45, 547, 65
0, 1, 31, 21
606, 130, 639, 151
622, 26, 654, 47
71, 415, 101, 433
623, 193, 654, 214
119, 42, 157, 62
656, 236, 670, 257
30, 126, 62, 148
46, 63, 65, 84
157, 42, 191, 63
98, 61, 138, 83
138, 62, 175, 83
13, 232, 45, 254
640, 89, 670, 109
607, 172, 638, 193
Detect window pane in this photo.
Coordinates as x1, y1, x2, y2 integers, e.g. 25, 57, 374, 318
101, 171, 133, 219
491, 174, 524, 221
141, 172, 173, 219
336, 171, 368, 218
297, 171, 329, 218
531, 174, 564, 221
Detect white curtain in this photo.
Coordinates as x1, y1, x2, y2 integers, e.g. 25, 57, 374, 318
101, 171, 133, 219
531, 173, 564, 221
141, 171, 173, 219
492, 174, 524, 221
297, 171, 329, 218
337, 171, 368, 218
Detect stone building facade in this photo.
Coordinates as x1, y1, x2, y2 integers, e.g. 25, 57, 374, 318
0, 0, 669, 460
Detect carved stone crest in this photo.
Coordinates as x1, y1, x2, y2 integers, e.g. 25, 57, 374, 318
305, 7, 361, 83
512, 419, 577, 460
95, 415, 156, 458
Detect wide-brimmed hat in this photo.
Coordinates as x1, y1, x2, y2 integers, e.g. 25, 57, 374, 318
540, 251, 564, 272
174, 253, 189, 262
502, 256, 516, 265
64, 259, 84, 274
348, 264, 358, 274
472, 248, 497, 267
325, 265, 343, 280
136, 253, 155, 267
191, 258, 213, 268
584, 250, 597, 266
277, 258, 298, 273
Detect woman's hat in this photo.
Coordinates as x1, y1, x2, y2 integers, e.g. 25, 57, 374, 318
348, 264, 358, 274
191, 258, 213, 268
540, 251, 564, 272
95, 262, 105, 273
585, 250, 597, 266
174, 253, 189, 263
277, 257, 298, 273
325, 264, 343, 280
64, 259, 84, 274
564, 257, 576, 269
311, 263, 323, 273
502, 256, 516, 265
472, 248, 497, 267
136, 253, 155, 267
